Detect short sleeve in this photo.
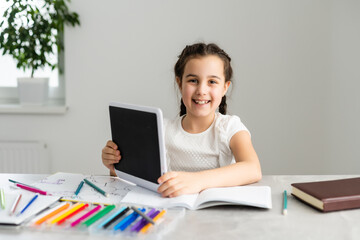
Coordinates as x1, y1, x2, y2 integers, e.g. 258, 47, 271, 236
224, 115, 251, 145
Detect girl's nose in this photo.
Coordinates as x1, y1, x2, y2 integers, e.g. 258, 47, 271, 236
196, 82, 208, 95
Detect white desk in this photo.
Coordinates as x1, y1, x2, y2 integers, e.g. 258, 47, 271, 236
1, 174, 360, 240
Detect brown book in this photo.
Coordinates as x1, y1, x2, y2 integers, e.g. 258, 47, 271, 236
291, 177, 360, 212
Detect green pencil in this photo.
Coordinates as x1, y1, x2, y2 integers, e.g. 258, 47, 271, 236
283, 190, 288, 215
83, 178, 109, 197
82, 205, 116, 227
0, 188, 5, 209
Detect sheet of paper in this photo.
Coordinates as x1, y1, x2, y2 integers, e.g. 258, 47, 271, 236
0, 191, 60, 225
121, 185, 198, 208
196, 186, 272, 209
32, 172, 136, 205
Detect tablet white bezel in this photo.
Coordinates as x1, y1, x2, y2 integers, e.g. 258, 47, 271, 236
109, 102, 167, 192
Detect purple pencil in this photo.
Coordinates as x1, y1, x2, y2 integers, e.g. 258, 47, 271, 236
130, 208, 156, 232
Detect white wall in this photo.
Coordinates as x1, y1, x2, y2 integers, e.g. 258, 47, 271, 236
1, 0, 359, 175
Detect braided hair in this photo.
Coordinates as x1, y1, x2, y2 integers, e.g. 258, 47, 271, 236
174, 43, 233, 116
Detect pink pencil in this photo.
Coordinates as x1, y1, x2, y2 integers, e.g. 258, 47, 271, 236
16, 183, 48, 195
70, 205, 102, 227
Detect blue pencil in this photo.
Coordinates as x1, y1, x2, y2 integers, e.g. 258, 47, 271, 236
73, 180, 84, 198
18, 194, 39, 216
113, 208, 145, 231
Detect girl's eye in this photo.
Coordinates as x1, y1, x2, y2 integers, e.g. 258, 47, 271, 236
188, 79, 198, 83
209, 80, 217, 84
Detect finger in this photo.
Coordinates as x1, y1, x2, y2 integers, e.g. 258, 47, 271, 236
161, 182, 183, 198
157, 178, 180, 195
158, 171, 177, 184
169, 189, 186, 198
103, 147, 121, 157
106, 140, 118, 149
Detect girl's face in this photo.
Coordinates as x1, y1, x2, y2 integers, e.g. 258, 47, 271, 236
177, 55, 230, 119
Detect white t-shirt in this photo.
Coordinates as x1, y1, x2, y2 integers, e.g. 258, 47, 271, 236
164, 112, 250, 172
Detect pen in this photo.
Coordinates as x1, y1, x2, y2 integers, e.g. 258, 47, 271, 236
83, 178, 109, 197
16, 183, 48, 195
9, 179, 41, 190
0, 188, 5, 209
9, 194, 22, 215
73, 180, 84, 198
131, 206, 155, 225
18, 194, 39, 216
283, 190, 288, 215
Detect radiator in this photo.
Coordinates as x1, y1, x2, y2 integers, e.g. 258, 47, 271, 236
0, 141, 51, 173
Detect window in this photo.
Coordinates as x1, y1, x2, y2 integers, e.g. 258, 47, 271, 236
0, 2, 65, 106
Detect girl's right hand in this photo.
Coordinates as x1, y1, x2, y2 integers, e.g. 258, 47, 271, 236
102, 140, 121, 176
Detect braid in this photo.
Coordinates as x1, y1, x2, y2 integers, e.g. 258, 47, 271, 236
180, 99, 187, 116
219, 96, 227, 114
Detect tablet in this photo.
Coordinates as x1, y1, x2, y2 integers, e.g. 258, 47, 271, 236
109, 102, 167, 192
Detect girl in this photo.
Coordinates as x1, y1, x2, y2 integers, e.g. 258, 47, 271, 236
102, 43, 262, 198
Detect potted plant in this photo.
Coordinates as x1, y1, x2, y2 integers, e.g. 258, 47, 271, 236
0, 0, 80, 105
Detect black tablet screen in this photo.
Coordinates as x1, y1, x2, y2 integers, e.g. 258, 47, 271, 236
109, 106, 161, 184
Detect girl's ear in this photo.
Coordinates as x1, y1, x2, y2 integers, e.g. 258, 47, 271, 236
176, 77, 182, 90
223, 81, 231, 96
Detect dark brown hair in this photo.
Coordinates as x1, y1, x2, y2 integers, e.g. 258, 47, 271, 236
174, 43, 233, 116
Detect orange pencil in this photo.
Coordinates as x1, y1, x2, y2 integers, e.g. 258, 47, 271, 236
57, 203, 89, 225
140, 210, 166, 233
35, 203, 70, 225
49, 203, 85, 225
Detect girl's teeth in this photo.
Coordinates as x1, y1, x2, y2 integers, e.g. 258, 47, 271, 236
196, 100, 208, 104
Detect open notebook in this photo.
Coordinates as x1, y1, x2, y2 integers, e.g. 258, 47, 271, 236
31, 172, 272, 210
121, 185, 272, 210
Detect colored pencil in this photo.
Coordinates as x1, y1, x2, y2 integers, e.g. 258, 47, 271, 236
57, 203, 89, 225
73, 180, 84, 198
16, 183, 48, 195
140, 210, 166, 233
283, 190, 288, 215
49, 203, 85, 224
82, 204, 115, 227
102, 207, 130, 229
0, 188, 5, 209
97, 206, 127, 229
83, 178, 109, 197
131, 206, 155, 225
9, 194, 22, 215
9, 179, 41, 190
114, 208, 145, 231
18, 194, 39, 215
131, 208, 156, 232
35, 202, 70, 225
70, 205, 102, 227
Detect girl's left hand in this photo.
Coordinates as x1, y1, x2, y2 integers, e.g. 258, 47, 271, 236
157, 171, 203, 198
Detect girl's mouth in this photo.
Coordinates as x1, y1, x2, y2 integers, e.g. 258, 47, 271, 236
193, 100, 210, 105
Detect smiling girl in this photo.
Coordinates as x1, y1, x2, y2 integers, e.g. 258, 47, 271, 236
102, 43, 262, 198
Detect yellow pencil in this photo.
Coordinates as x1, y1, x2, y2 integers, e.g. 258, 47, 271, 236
35, 202, 70, 225
140, 210, 166, 233
49, 203, 85, 224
